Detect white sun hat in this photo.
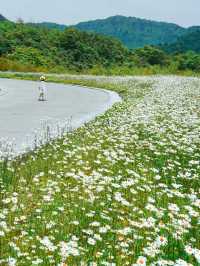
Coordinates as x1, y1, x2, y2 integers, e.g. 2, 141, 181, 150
40, 75, 46, 81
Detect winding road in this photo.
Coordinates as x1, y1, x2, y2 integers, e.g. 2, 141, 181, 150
0, 78, 120, 155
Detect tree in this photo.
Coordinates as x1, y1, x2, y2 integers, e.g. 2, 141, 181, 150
176, 52, 200, 71
134, 46, 168, 66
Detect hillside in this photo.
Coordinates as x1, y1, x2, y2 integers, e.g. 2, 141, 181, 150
162, 30, 200, 54
28, 16, 200, 50
74, 15, 186, 48
0, 14, 7, 21
34, 15, 190, 49
0, 16, 200, 73
0, 20, 128, 70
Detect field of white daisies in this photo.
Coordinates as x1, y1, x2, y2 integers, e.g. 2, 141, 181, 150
0, 75, 200, 266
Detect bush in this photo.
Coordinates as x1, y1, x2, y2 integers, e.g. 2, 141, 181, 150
0, 57, 48, 72
176, 52, 200, 71
8, 47, 50, 67
133, 46, 168, 66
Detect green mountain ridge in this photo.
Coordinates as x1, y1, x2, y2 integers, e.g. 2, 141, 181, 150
2, 14, 200, 50
74, 15, 186, 48
30, 15, 200, 49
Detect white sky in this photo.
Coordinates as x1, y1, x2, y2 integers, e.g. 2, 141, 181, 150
0, 0, 199, 27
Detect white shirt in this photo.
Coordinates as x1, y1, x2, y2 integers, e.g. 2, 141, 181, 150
39, 81, 47, 94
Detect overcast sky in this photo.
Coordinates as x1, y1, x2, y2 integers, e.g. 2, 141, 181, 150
1, 0, 199, 27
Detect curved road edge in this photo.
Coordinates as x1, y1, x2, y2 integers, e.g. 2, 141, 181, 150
0, 80, 122, 158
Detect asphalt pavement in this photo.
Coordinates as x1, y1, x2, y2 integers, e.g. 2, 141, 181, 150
0, 78, 120, 155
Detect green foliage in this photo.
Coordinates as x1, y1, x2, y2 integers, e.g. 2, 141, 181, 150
175, 52, 200, 71
32, 16, 189, 49
0, 18, 200, 74
161, 30, 200, 54
29, 22, 67, 31
0, 21, 128, 71
133, 46, 168, 66
8, 47, 49, 66
59, 28, 128, 69
0, 57, 48, 72
34, 15, 200, 54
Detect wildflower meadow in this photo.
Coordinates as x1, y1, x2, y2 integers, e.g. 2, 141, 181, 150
0, 75, 200, 266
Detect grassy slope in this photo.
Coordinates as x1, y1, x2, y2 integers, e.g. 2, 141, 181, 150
0, 75, 200, 265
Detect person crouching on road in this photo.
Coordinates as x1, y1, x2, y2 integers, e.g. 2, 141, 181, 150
38, 75, 47, 101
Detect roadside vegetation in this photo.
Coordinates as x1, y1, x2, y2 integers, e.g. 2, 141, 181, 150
0, 75, 200, 265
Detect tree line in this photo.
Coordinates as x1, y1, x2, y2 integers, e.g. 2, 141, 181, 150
0, 20, 200, 73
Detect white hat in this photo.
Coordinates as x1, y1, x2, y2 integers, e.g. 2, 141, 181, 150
40, 75, 46, 81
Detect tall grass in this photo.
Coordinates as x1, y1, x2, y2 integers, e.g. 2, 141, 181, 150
0, 57, 199, 77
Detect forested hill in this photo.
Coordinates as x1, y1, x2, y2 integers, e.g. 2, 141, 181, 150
34, 15, 186, 48
0, 16, 200, 73
0, 20, 128, 70
161, 30, 200, 54
20, 15, 200, 50
74, 15, 186, 48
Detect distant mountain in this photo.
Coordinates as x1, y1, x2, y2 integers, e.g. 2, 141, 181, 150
73, 15, 186, 48
34, 16, 187, 49
25, 15, 200, 50
161, 30, 200, 54
0, 14, 7, 21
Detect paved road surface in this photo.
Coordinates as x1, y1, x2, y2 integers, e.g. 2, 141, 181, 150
0, 78, 120, 155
